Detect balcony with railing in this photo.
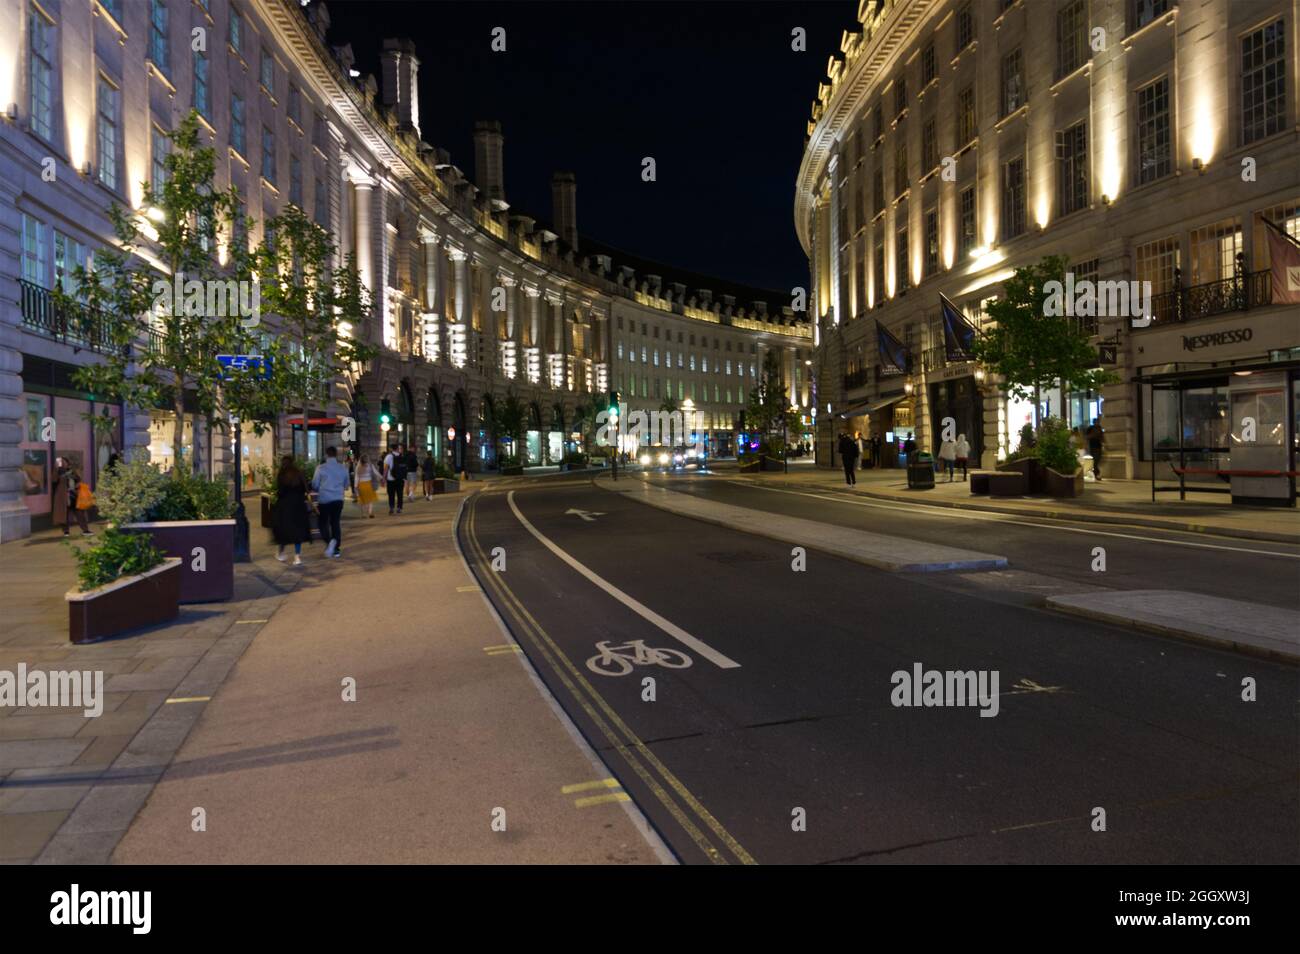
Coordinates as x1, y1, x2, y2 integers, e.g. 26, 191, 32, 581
843, 367, 870, 391
1147, 266, 1274, 327
19, 279, 127, 356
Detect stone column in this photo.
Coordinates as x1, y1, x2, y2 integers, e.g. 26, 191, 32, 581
523, 285, 542, 384
352, 178, 378, 347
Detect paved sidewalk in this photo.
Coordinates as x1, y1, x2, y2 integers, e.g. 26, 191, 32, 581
734, 464, 1300, 544
111, 491, 664, 864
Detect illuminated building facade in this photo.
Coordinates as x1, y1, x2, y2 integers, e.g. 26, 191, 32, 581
798, 0, 1299, 489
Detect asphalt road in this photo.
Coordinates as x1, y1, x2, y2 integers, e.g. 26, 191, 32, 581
458, 475, 1299, 865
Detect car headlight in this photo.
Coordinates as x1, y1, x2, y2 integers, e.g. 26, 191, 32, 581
639, 454, 651, 465
674, 454, 683, 463
657, 452, 670, 465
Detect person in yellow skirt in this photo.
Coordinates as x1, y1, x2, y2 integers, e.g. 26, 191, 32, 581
353, 454, 378, 518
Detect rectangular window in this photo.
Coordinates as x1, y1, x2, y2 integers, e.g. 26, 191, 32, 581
1002, 157, 1025, 239
872, 166, 885, 216
231, 93, 245, 154
958, 186, 976, 259
54, 231, 88, 295
97, 77, 120, 192
194, 50, 210, 118
28, 5, 54, 142
149, 0, 169, 73
314, 178, 329, 227
874, 243, 885, 302
1189, 218, 1242, 284
924, 207, 939, 275
1135, 76, 1171, 185
896, 228, 910, 293
288, 85, 301, 126
894, 77, 908, 117
1056, 121, 1089, 215
1072, 258, 1100, 336
21, 213, 48, 287
1132, 0, 1169, 32
1001, 49, 1024, 117
151, 126, 170, 193
922, 118, 938, 172
289, 154, 302, 207
260, 48, 274, 92
921, 43, 936, 86
261, 126, 275, 182
956, 3, 975, 53
1240, 19, 1287, 145
1135, 236, 1180, 294
230, 9, 243, 54
1057, 0, 1088, 81
957, 85, 976, 146
312, 111, 326, 150
894, 141, 908, 196
872, 103, 883, 142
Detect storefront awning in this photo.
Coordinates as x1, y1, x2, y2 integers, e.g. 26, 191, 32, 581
867, 393, 907, 413
835, 400, 874, 419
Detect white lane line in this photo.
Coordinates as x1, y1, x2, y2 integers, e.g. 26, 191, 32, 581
724, 481, 1300, 560
506, 490, 741, 670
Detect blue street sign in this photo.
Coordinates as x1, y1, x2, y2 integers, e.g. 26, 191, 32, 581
216, 354, 273, 380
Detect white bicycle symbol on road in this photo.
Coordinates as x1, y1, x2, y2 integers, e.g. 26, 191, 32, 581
586, 639, 694, 677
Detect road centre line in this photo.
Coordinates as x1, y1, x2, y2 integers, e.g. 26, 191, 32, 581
725, 481, 1300, 560
505, 491, 741, 670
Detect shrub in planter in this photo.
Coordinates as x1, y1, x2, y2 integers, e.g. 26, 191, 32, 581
498, 454, 524, 476
1033, 417, 1080, 477
65, 529, 179, 643
68, 526, 166, 591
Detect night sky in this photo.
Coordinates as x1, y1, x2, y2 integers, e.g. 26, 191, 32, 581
323, 0, 857, 294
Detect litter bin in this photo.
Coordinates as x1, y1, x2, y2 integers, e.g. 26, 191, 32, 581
907, 452, 935, 489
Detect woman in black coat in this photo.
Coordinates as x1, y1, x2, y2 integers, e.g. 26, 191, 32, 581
273, 456, 311, 565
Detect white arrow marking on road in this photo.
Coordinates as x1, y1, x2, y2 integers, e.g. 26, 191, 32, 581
509, 492, 740, 670
566, 508, 605, 522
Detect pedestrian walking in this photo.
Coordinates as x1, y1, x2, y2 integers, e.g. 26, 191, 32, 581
353, 454, 378, 517
1086, 418, 1105, 481
955, 433, 971, 481
383, 444, 407, 514
272, 456, 311, 565
347, 451, 356, 501
311, 446, 349, 559
404, 445, 419, 501
421, 452, 436, 499
903, 433, 917, 464
855, 431, 867, 470
53, 458, 94, 537
938, 435, 958, 481
837, 432, 859, 485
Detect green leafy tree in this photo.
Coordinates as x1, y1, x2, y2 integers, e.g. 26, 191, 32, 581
61, 110, 244, 475
743, 351, 801, 456
971, 255, 1117, 427
495, 391, 527, 464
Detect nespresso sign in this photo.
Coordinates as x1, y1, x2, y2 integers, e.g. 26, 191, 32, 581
1182, 327, 1253, 351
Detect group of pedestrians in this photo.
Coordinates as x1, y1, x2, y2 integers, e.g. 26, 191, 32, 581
271, 443, 445, 564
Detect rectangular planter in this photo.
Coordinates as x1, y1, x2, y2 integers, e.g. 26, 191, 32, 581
997, 457, 1047, 494
66, 558, 182, 644
124, 519, 236, 603
1044, 467, 1085, 498
970, 473, 991, 495
988, 472, 1028, 496
442, 478, 460, 494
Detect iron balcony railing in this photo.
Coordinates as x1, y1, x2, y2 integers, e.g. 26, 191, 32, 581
1147, 269, 1273, 326
843, 367, 870, 390
19, 279, 128, 356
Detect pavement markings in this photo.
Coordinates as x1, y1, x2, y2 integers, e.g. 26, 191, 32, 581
236, 619, 269, 625
456, 584, 482, 593
483, 644, 522, 656
726, 480, 1300, 560
465, 492, 754, 865
164, 696, 212, 704
561, 778, 622, 794
505, 490, 741, 670
575, 792, 632, 809
1000, 678, 1064, 697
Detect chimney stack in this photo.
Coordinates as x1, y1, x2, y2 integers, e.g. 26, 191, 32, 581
473, 120, 506, 205
551, 171, 578, 251
381, 39, 420, 138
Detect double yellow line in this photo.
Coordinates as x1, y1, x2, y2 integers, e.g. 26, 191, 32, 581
462, 490, 756, 865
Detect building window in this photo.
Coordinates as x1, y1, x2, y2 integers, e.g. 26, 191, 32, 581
922, 118, 938, 172
289, 155, 302, 207
1001, 49, 1024, 117
872, 166, 885, 216
54, 232, 89, 295
1240, 19, 1287, 145
1131, 0, 1169, 32
1253, 201, 1300, 267
1056, 121, 1089, 216
230, 9, 243, 54
921, 43, 936, 86
924, 208, 939, 275
958, 186, 976, 259
28, 5, 54, 142
261, 126, 275, 182
955, 3, 975, 53
260, 48, 274, 92
896, 228, 910, 294
288, 85, 301, 126
314, 178, 329, 227
957, 85, 976, 146
1135, 237, 1180, 294
21, 213, 48, 287
194, 50, 210, 118
151, 126, 170, 193
894, 141, 908, 196
1190, 218, 1242, 284
231, 93, 245, 154
1002, 157, 1025, 240
874, 242, 885, 302
1057, 0, 1089, 81
96, 77, 120, 192
871, 103, 883, 143
1135, 77, 1171, 185
1072, 258, 1100, 336
149, 0, 169, 73
894, 77, 908, 118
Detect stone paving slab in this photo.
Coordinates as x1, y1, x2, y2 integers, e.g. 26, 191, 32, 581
608, 479, 1008, 572
1046, 590, 1300, 663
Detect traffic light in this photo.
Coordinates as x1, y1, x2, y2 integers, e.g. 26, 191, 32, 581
607, 390, 621, 421
379, 398, 392, 431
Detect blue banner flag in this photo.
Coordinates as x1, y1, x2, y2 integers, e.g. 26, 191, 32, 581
940, 293, 976, 361
877, 322, 909, 375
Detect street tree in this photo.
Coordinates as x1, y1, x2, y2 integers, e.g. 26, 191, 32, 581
743, 351, 801, 456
